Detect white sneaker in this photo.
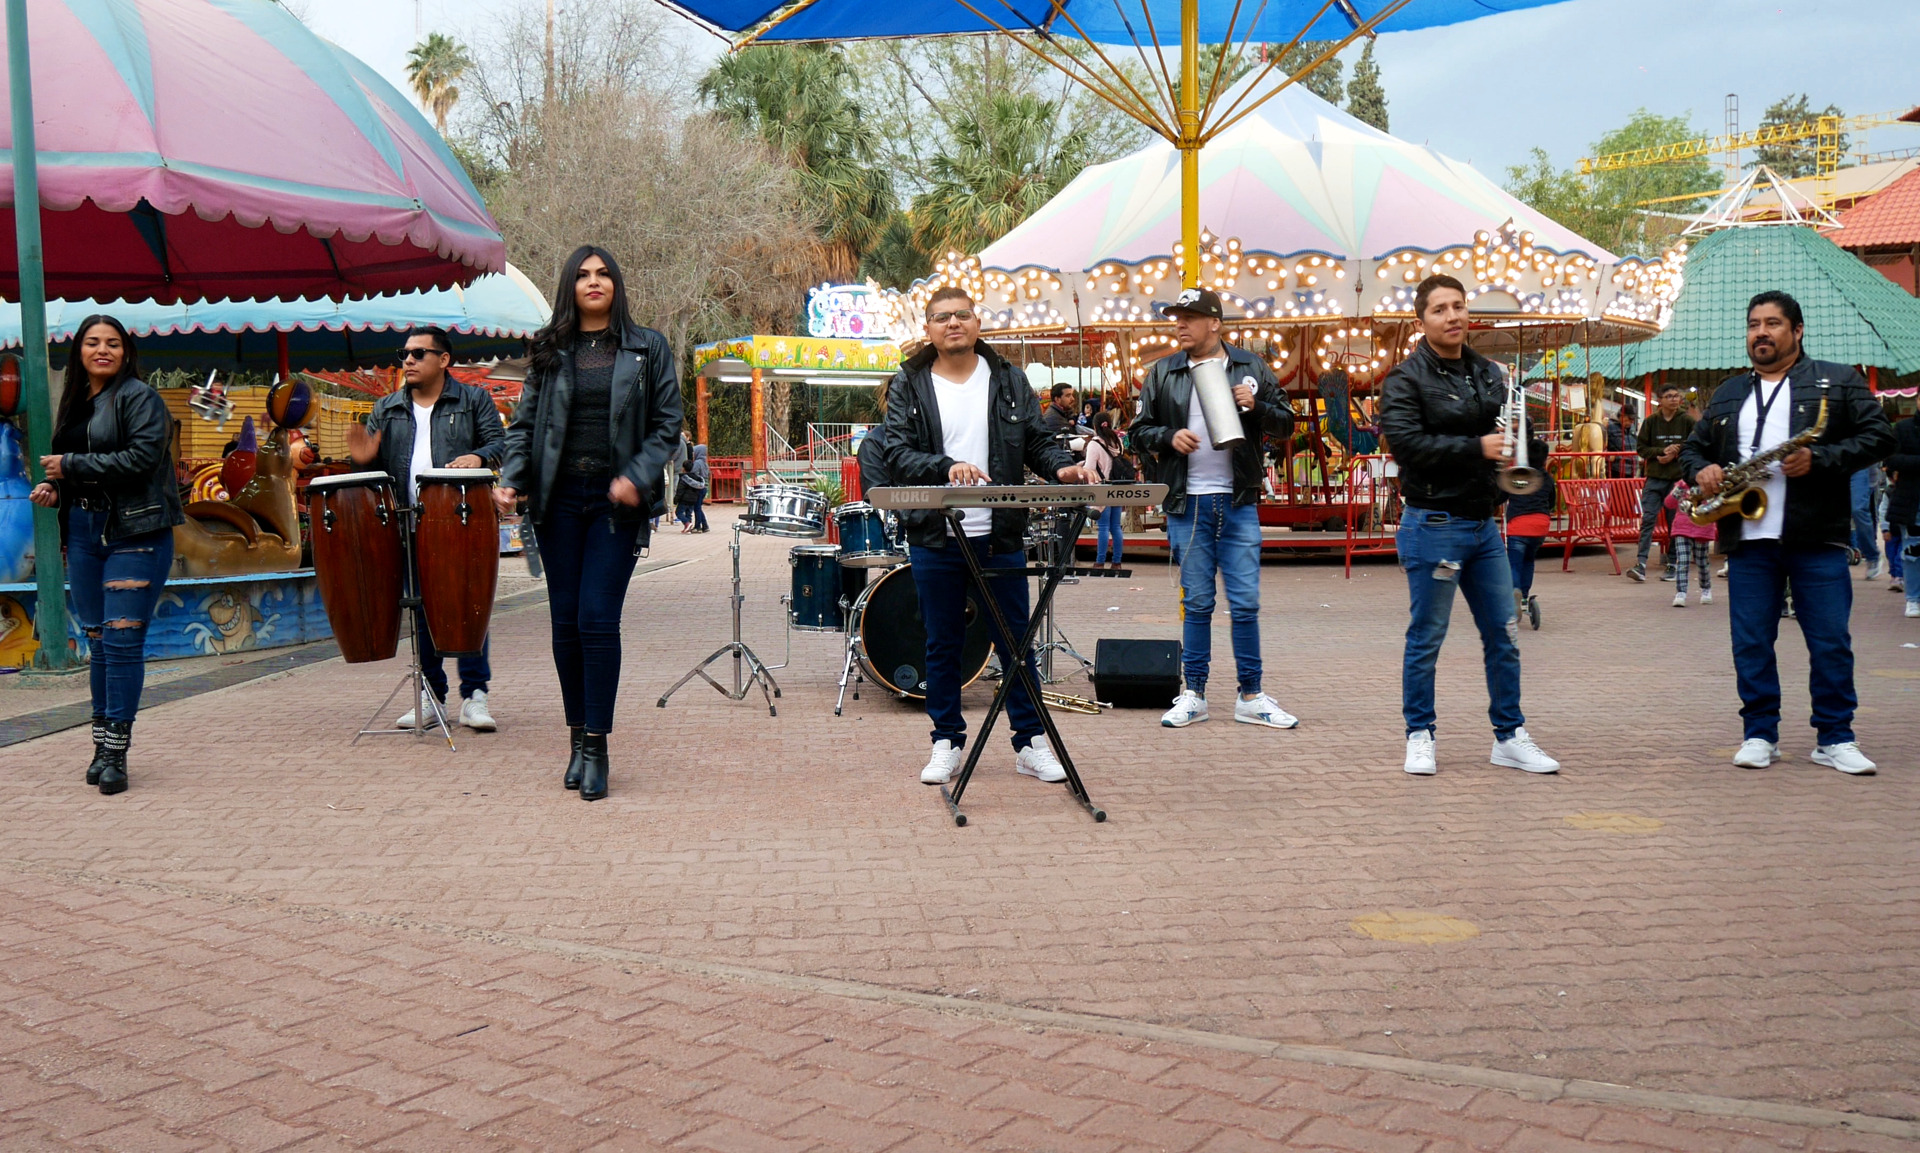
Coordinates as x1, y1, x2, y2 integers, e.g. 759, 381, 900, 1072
1867, 558, 1885, 580
1233, 692, 1299, 729
1490, 727, 1559, 774
1404, 731, 1436, 776
459, 690, 496, 731
1906, 601, 1920, 618
1732, 738, 1778, 769
1671, 591, 1687, 607
921, 739, 962, 785
1700, 589, 1714, 605
1015, 736, 1067, 783
1811, 742, 1877, 776
395, 689, 441, 729
1161, 690, 1209, 728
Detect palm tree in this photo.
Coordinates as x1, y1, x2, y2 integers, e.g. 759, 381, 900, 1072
912, 92, 1090, 259
406, 32, 473, 134
701, 46, 896, 282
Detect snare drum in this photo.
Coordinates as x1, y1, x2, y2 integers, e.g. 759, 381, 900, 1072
743, 483, 826, 538
849, 564, 990, 698
832, 501, 904, 568
307, 471, 403, 663
787, 544, 844, 632
415, 468, 498, 658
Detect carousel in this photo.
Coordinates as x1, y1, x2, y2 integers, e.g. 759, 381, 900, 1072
889, 76, 1684, 558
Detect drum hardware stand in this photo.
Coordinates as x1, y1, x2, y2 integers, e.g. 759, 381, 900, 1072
940, 505, 1104, 827
833, 606, 864, 716
353, 506, 457, 751
657, 521, 783, 716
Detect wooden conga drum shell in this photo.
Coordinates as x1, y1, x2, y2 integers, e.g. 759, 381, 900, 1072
307, 472, 403, 663
415, 468, 498, 658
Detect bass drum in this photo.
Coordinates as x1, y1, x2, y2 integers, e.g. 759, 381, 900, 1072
850, 564, 990, 699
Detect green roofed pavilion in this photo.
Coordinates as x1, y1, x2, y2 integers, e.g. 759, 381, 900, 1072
1624, 226, 1920, 377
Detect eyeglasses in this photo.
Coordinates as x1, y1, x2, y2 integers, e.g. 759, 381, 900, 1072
399, 347, 442, 362
928, 309, 975, 325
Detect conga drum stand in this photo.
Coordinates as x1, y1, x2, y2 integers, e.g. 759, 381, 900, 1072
353, 506, 457, 751
657, 521, 784, 716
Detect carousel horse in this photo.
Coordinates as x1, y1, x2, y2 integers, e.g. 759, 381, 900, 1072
173, 426, 304, 578
1568, 374, 1609, 479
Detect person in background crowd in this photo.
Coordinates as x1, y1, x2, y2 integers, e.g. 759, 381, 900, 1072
1081, 396, 1102, 423
1850, 461, 1885, 578
1629, 383, 1694, 582
1606, 408, 1634, 478
1084, 410, 1129, 570
497, 245, 683, 802
1502, 432, 1554, 630
1679, 289, 1893, 775
1042, 383, 1078, 433
1885, 410, 1920, 615
675, 434, 709, 533
1378, 275, 1560, 777
1664, 480, 1717, 607
1131, 287, 1300, 733
348, 325, 506, 734
29, 315, 184, 796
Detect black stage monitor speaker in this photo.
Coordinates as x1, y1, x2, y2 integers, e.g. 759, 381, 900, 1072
1092, 639, 1182, 709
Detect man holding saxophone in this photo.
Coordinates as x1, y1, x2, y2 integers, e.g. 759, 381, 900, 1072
1680, 291, 1893, 774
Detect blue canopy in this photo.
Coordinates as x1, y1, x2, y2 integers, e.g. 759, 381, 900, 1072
666, 0, 1564, 44
0, 266, 550, 372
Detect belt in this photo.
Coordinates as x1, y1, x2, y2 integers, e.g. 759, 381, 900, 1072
70, 494, 111, 512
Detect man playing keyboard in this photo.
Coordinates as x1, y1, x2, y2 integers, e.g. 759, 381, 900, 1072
882, 287, 1096, 786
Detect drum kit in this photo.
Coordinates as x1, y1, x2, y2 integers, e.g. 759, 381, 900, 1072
307, 467, 499, 750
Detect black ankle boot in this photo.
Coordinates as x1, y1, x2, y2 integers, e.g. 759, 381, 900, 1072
86, 716, 108, 786
578, 732, 609, 801
563, 726, 585, 790
97, 720, 131, 796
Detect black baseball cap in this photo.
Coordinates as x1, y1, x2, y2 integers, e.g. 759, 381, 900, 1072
1161, 287, 1224, 319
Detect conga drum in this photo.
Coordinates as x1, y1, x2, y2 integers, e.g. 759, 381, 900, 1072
307, 471, 403, 663
415, 467, 499, 657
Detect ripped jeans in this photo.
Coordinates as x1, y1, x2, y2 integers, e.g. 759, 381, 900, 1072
65, 509, 173, 724
1396, 510, 1523, 739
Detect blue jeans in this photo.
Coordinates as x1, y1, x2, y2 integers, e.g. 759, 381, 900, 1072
677, 489, 708, 530
908, 538, 1041, 750
1397, 510, 1523, 739
1901, 527, 1920, 607
1505, 535, 1544, 596
1165, 494, 1262, 697
1850, 470, 1880, 562
1095, 506, 1123, 565
65, 509, 173, 724
1886, 521, 1904, 582
1727, 542, 1856, 745
536, 474, 643, 733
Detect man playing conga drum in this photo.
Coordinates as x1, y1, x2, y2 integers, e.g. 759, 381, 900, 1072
347, 326, 507, 732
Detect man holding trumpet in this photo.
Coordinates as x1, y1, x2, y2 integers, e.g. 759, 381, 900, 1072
1379, 275, 1560, 777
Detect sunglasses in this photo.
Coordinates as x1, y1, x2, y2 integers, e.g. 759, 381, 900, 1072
928, 309, 975, 324
399, 347, 444, 362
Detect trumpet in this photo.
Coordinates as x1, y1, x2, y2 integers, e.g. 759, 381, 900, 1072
1495, 372, 1544, 496
1041, 689, 1110, 715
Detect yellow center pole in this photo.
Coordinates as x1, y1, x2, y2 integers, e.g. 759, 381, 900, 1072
1179, 0, 1200, 289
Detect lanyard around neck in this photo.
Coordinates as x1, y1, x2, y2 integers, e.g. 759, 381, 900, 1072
1749, 375, 1788, 454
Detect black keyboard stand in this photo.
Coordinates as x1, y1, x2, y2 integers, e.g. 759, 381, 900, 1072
939, 506, 1105, 828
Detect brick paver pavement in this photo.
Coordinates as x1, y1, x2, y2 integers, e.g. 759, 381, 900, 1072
4, 518, 1918, 1149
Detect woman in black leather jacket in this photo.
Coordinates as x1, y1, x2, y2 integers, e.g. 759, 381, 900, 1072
28, 315, 184, 795
497, 246, 682, 801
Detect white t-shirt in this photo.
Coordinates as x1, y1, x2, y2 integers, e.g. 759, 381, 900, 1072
408, 400, 435, 501
1185, 355, 1234, 497
1736, 374, 1792, 542
934, 356, 993, 537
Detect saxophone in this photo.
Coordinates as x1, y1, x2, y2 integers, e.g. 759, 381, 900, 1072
1680, 392, 1828, 524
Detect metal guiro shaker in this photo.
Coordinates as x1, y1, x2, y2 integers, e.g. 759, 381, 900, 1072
1191, 358, 1247, 450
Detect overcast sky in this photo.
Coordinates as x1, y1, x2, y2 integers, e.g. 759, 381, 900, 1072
318, 0, 1920, 180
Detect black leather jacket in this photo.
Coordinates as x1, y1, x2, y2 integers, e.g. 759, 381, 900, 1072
881, 341, 1075, 555
365, 379, 505, 490
57, 376, 186, 544
1379, 342, 1508, 520
1129, 343, 1294, 515
500, 326, 683, 533
1678, 357, 1893, 552
1886, 416, 1920, 530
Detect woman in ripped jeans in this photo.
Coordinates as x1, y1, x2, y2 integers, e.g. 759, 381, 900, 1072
30, 315, 184, 795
